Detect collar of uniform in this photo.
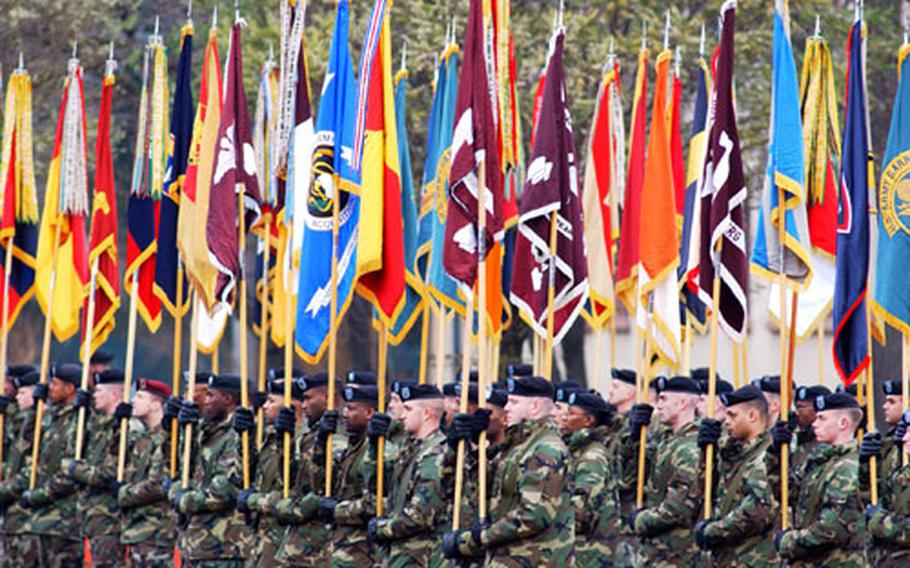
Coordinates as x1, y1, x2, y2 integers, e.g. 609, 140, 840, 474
566, 424, 608, 451
676, 419, 701, 438
201, 412, 233, 440
807, 439, 856, 467
721, 431, 769, 463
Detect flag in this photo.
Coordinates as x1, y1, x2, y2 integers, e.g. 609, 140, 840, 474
833, 18, 872, 385
770, 31, 841, 341
126, 39, 168, 334
81, 63, 120, 357
874, 40, 910, 336
750, 1, 813, 290
493, 0, 522, 229
418, 43, 464, 314
696, 0, 749, 342
353, 0, 405, 325
581, 59, 623, 329
177, 26, 227, 352
678, 56, 712, 332
510, 28, 588, 343
443, 0, 504, 291
0, 67, 39, 330
668, 58, 686, 229
636, 48, 680, 366
36, 57, 90, 341
155, 21, 194, 317
614, 47, 649, 316
294, 0, 361, 363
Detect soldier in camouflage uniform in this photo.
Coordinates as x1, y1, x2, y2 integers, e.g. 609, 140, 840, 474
0, 366, 38, 567
368, 383, 449, 567
752, 375, 787, 426
119, 378, 175, 567
627, 375, 702, 567
866, 409, 910, 566
236, 370, 303, 566
792, 385, 831, 473
556, 389, 618, 567
444, 375, 574, 566
605, 368, 640, 567
771, 392, 865, 566
695, 384, 777, 567
171, 374, 252, 566
693, 368, 733, 421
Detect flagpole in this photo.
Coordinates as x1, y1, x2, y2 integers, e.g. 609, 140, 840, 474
212, 343, 220, 374
75, 257, 100, 460
594, 326, 603, 392
30, 222, 62, 490
181, 295, 201, 488
117, 269, 140, 482
865, 303, 878, 504
169, 261, 185, 478
452, 297, 474, 530
732, 342, 741, 388
434, 305, 446, 390
683, 314, 692, 375
325, 173, 341, 498
376, 323, 388, 516
609, 309, 617, 369
903, 331, 909, 467
777, 187, 790, 530
256, 214, 272, 448
418, 298, 430, 385
636, 298, 655, 508
703, 273, 721, 519
477, 159, 488, 523
0, 238, 13, 479
544, 210, 558, 380
283, 219, 294, 498
237, 189, 251, 490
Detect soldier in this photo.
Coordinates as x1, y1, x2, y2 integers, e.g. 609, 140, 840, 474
62, 369, 141, 567
443, 375, 574, 566
771, 392, 865, 566
236, 369, 303, 566
694, 369, 733, 421
861, 380, 907, 480
88, 350, 114, 377
171, 374, 252, 566
17, 363, 83, 567
119, 378, 175, 567
606, 368, 639, 567
865, 409, 910, 565
273, 372, 344, 567
695, 384, 777, 566
557, 389, 618, 566
552, 380, 584, 425
368, 383, 449, 567
752, 375, 786, 425
627, 375, 702, 567
792, 385, 831, 473
386, 380, 414, 449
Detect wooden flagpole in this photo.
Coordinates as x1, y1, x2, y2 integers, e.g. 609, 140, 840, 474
212, 343, 220, 374
636, 298, 655, 508
181, 294, 201, 488
237, 190, 251, 490
324, 173, 341, 498
30, 222, 62, 489
256, 217, 272, 448
703, 274, 721, 519
610, 308, 617, 370
376, 324, 388, 516
865, 303, 878, 504
594, 326, 604, 393
543, 211, 558, 380
75, 257, 100, 460
418, 299, 430, 385
434, 304, 446, 389
476, 159, 488, 521
169, 262, 185, 478
683, 314, 693, 375
451, 298, 474, 530
777, 185, 790, 530
817, 323, 825, 386
283, 219, 294, 498
732, 342, 742, 388
116, 269, 140, 481
0, 239, 14, 478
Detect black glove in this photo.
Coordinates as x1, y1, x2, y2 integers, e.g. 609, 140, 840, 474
251, 390, 268, 410
74, 388, 92, 411
114, 402, 132, 421
275, 407, 296, 435
67, 458, 82, 479
866, 503, 882, 520
770, 419, 793, 453
178, 401, 201, 426
471, 408, 491, 437
18, 489, 33, 509
694, 519, 714, 550
774, 529, 788, 551
629, 404, 654, 434
448, 413, 475, 449
317, 411, 339, 444
442, 531, 461, 559
698, 418, 723, 450
236, 488, 255, 514
233, 407, 255, 433
172, 487, 189, 511
0, 395, 12, 415
108, 479, 122, 496
895, 421, 908, 444
32, 383, 49, 403
367, 516, 388, 547
318, 496, 337, 523
625, 509, 640, 530
162, 476, 173, 495
162, 396, 182, 431
367, 413, 392, 442
860, 432, 883, 461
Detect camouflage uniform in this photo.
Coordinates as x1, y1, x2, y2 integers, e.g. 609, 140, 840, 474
243, 426, 283, 566
176, 413, 252, 566
632, 420, 701, 567
0, 406, 34, 567
69, 412, 144, 566
771, 441, 865, 567
605, 412, 637, 566
371, 430, 448, 567
456, 416, 574, 567
791, 425, 819, 474
566, 424, 619, 567
700, 432, 777, 567
119, 424, 174, 567
867, 460, 910, 566
21, 402, 82, 568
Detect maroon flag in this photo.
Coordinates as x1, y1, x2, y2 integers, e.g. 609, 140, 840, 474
207, 23, 262, 308
509, 30, 588, 343
697, 1, 748, 341
442, 0, 503, 289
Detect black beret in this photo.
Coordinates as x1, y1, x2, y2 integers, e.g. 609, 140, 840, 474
267, 377, 304, 400
553, 380, 584, 399
346, 370, 377, 385
183, 371, 215, 387
469, 370, 479, 382
611, 368, 636, 386
94, 369, 124, 386
297, 372, 329, 393
690, 368, 710, 383
698, 376, 733, 396
442, 382, 458, 397
719, 385, 764, 407
567, 390, 613, 420
655, 375, 701, 395
391, 380, 418, 396
836, 383, 858, 397
485, 387, 508, 408
400, 383, 442, 402
649, 376, 664, 392
343, 385, 378, 405
883, 380, 903, 396
902, 409, 910, 426
52, 364, 82, 386
796, 385, 832, 402
90, 350, 114, 365
7, 364, 37, 378
506, 376, 554, 398
814, 392, 860, 412
453, 382, 479, 403
208, 374, 242, 393
267, 367, 305, 383
507, 363, 533, 378
13, 370, 40, 389
752, 375, 784, 395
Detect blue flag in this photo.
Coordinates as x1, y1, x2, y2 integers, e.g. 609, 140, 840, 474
294, 0, 361, 364
155, 24, 193, 316
874, 44, 910, 337
419, 44, 464, 314
834, 20, 872, 385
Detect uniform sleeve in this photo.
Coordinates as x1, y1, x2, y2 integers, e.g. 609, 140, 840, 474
274, 492, 320, 524
480, 440, 570, 548
119, 436, 168, 510
702, 460, 775, 544
376, 448, 447, 541
868, 507, 910, 546
183, 436, 241, 514
335, 442, 396, 526
572, 445, 611, 537
634, 441, 701, 536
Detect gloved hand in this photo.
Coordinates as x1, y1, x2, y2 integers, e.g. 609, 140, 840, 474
318, 496, 337, 523
178, 401, 201, 426
774, 530, 789, 551
62, 458, 81, 480
367, 516, 388, 543
448, 413, 474, 450
866, 503, 882, 520
275, 407, 296, 436
629, 404, 654, 435
317, 411, 339, 443
74, 388, 92, 411
860, 432, 883, 461
162, 476, 174, 495
236, 488, 255, 514
698, 418, 723, 450
18, 489, 34, 509
367, 413, 392, 442
233, 407, 255, 433
32, 383, 49, 403
251, 390, 268, 410
0, 395, 12, 415
770, 419, 793, 453
895, 420, 908, 444
162, 396, 182, 431
172, 487, 191, 512
625, 509, 641, 531
114, 402, 133, 421
694, 519, 714, 550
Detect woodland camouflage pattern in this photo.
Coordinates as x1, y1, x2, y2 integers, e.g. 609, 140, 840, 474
0, 406, 35, 564
118, 424, 174, 556
243, 427, 284, 565
868, 460, 910, 567
566, 424, 619, 567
